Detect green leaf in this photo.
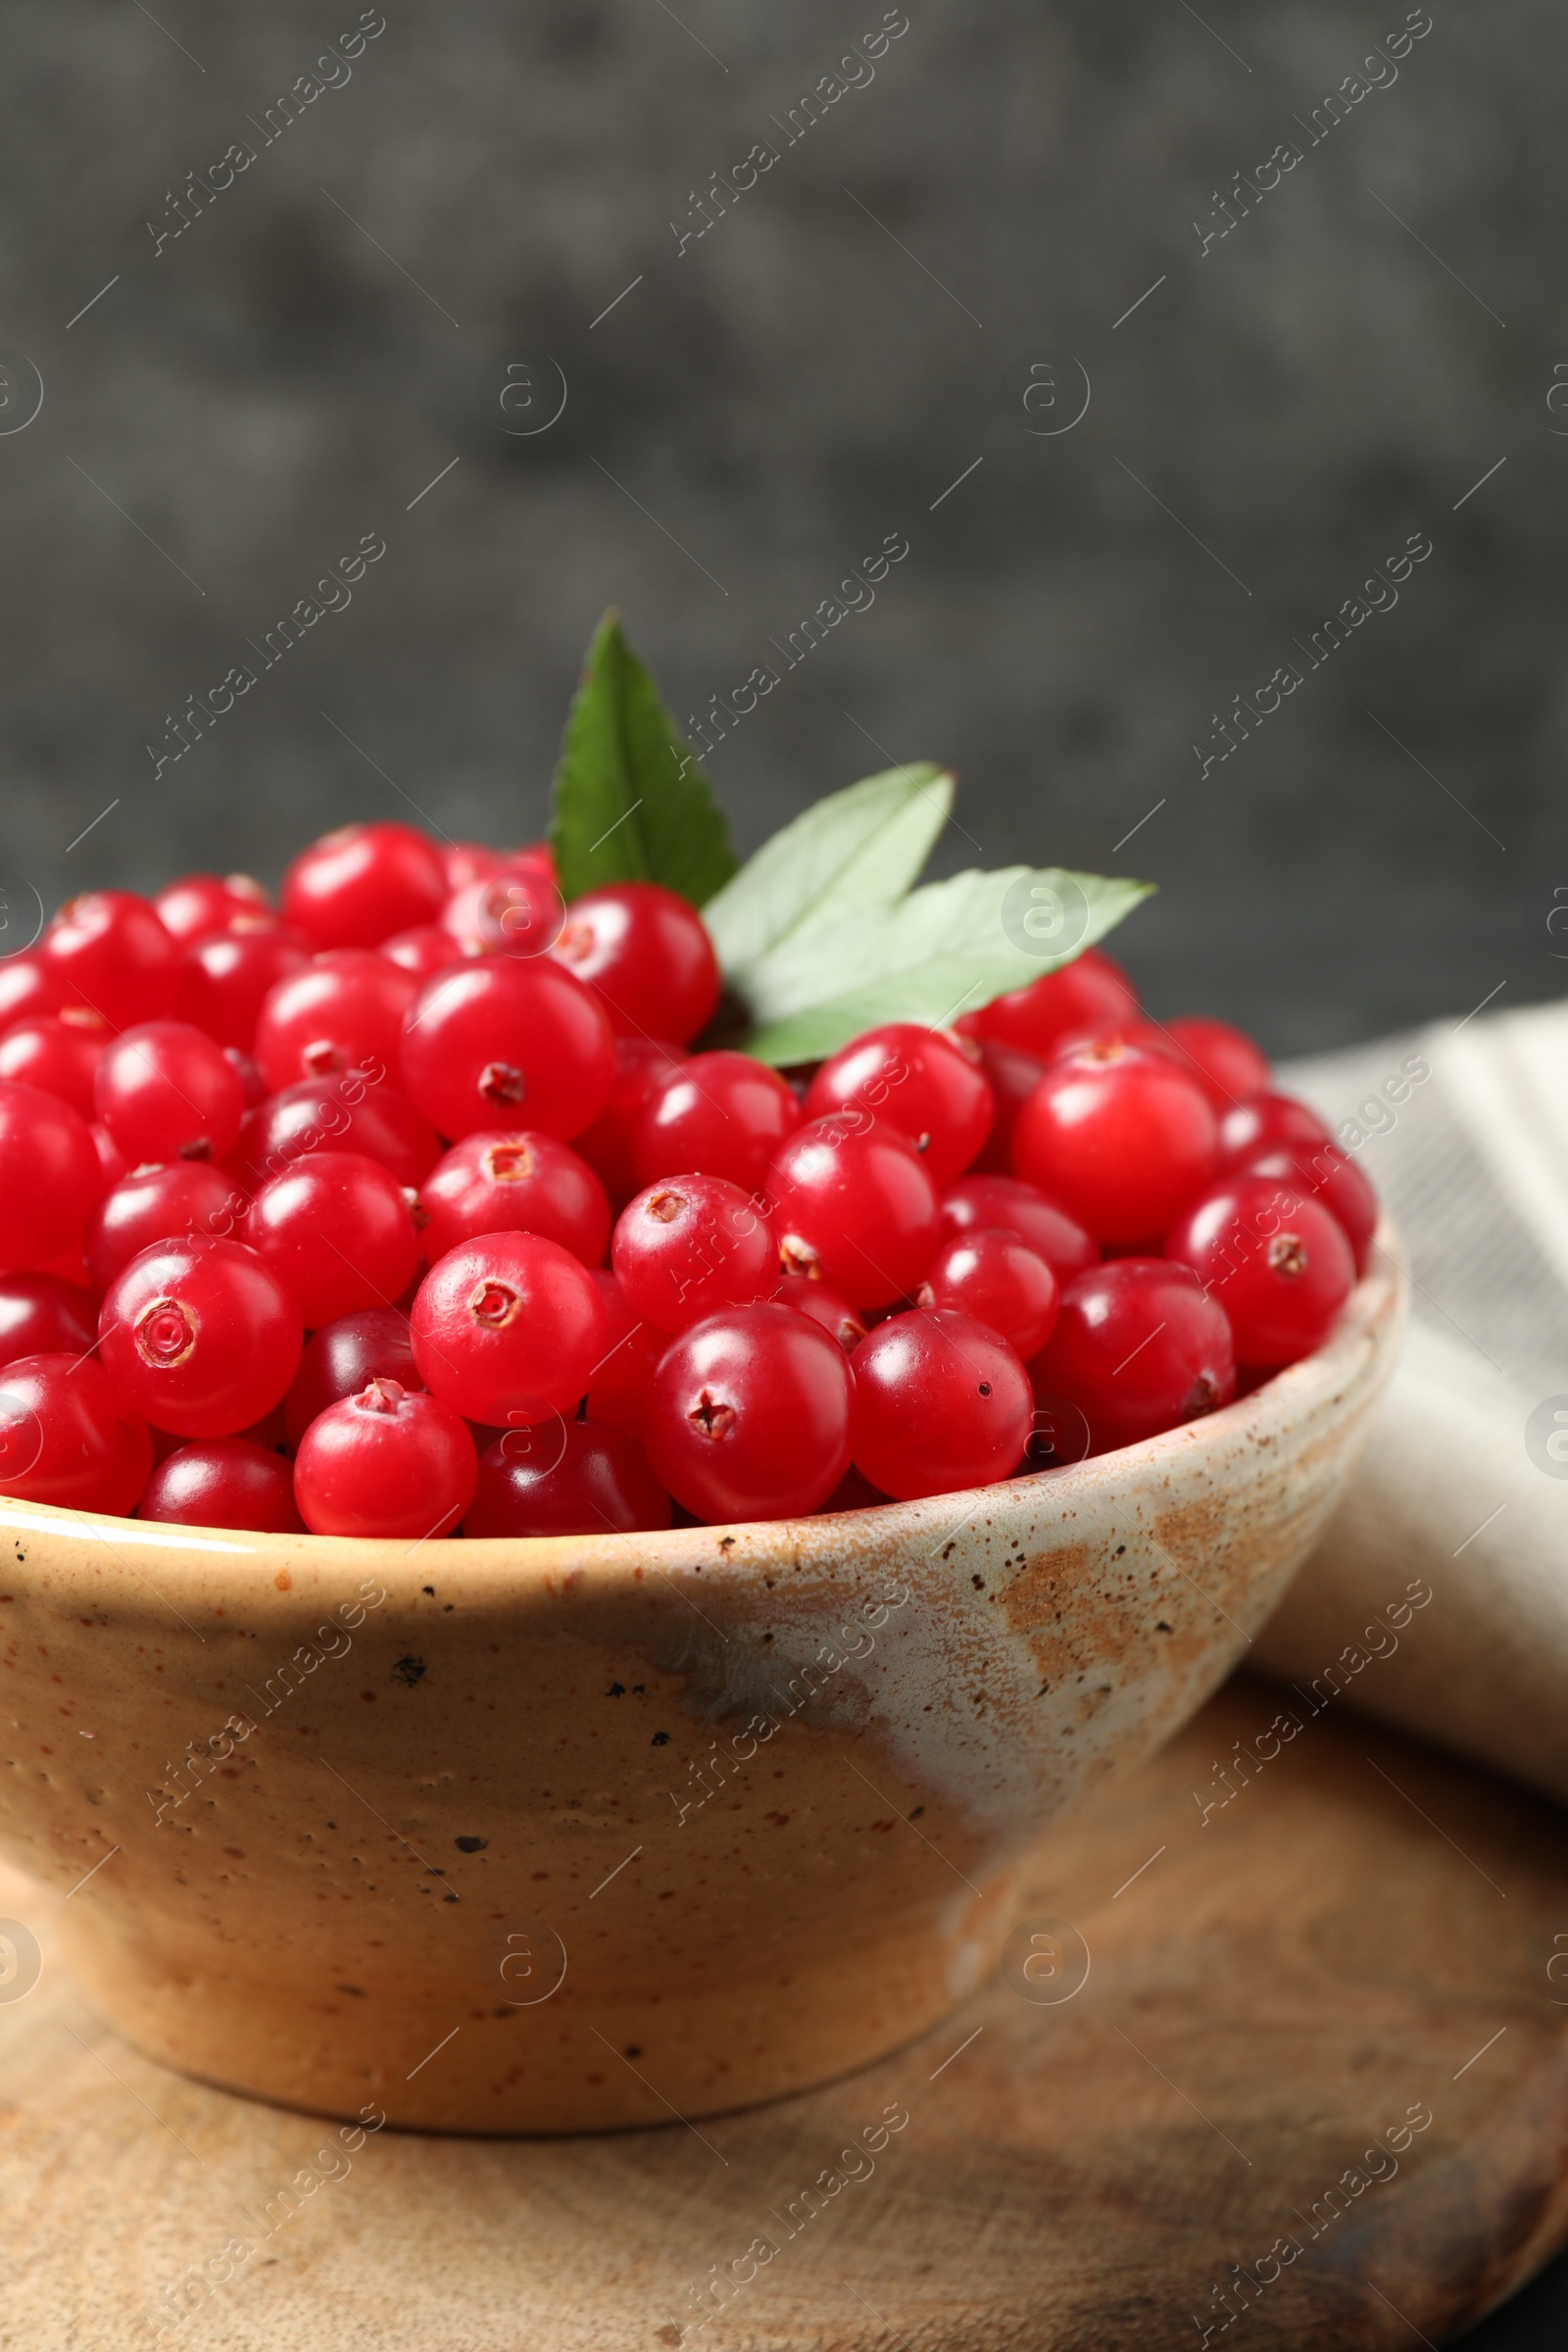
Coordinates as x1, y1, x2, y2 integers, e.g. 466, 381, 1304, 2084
739, 866, 1154, 1065
549, 612, 737, 906
702, 764, 955, 989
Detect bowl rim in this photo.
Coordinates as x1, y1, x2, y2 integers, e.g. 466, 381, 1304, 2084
0, 1223, 1406, 1590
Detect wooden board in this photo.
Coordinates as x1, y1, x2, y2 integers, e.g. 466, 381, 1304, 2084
3, 1676, 1566, 2352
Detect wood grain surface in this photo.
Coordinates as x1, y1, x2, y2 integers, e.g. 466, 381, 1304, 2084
3, 1675, 1565, 2352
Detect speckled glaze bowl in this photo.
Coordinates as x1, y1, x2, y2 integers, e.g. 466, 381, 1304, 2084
0, 1240, 1403, 2132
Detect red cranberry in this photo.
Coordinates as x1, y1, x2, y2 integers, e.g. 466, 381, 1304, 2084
0, 956, 61, 1030
1217, 1090, 1333, 1168
633, 1050, 800, 1194
551, 882, 720, 1045
940, 1173, 1098, 1286
175, 923, 312, 1050
970, 1038, 1049, 1173
244, 1152, 420, 1328
1153, 1015, 1270, 1107
380, 925, 468, 980
0, 1015, 106, 1119
410, 1231, 609, 1427
584, 1269, 665, 1442
576, 1034, 688, 1200
294, 1377, 476, 1538
154, 873, 270, 944
805, 1023, 992, 1187
94, 1020, 246, 1165
400, 956, 615, 1144
89, 1121, 127, 1194
419, 1130, 610, 1268
255, 951, 416, 1094
915, 1230, 1058, 1358
139, 1437, 305, 1533
972, 947, 1139, 1058
98, 1235, 303, 1438
442, 871, 564, 959
0, 1272, 99, 1364
852, 1308, 1033, 1500
86, 1162, 242, 1293
281, 822, 448, 950
1164, 1176, 1355, 1366
612, 1175, 776, 1334
645, 1302, 854, 1521
1241, 1142, 1377, 1275
0, 1084, 102, 1271
283, 1305, 422, 1446
773, 1271, 867, 1352
42, 893, 179, 1031
1011, 1041, 1218, 1244
229, 1072, 441, 1194
0, 1352, 151, 1514
766, 1115, 941, 1310
1028, 1258, 1237, 1456
466, 1419, 671, 1537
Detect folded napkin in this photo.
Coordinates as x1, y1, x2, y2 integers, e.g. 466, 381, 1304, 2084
1252, 996, 1568, 1801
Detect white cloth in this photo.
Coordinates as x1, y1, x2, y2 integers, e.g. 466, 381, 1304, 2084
1252, 997, 1568, 1802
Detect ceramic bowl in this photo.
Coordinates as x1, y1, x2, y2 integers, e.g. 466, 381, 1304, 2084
0, 1238, 1404, 2132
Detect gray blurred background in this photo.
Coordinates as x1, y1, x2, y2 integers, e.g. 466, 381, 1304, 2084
6, 7, 1568, 2341
3, 0, 1561, 1056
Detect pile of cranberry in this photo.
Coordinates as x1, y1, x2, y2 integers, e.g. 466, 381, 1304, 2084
0, 819, 1375, 1542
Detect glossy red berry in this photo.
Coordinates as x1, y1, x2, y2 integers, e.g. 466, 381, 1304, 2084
175, 923, 312, 1050
400, 956, 615, 1144
645, 1302, 854, 1522
380, 925, 467, 981
1164, 1176, 1355, 1367
98, 1236, 303, 1439
255, 951, 416, 1095
418, 1130, 610, 1268
765, 1115, 941, 1310
89, 1121, 127, 1194
410, 1232, 609, 1427
281, 823, 448, 951
0, 1352, 151, 1514
1240, 1142, 1377, 1276
1153, 1015, 1270, 1107
228, 1072, 441, 1195
1011, 1041, 1219, 1244
154, 873, 270, 944
852, 1308, 1033, 1501
0, 1015, 106, 1119
86, 1162, 241, 1294
441, 871, 564, 960
551, 882, 720, 1044
805, 1023, 992, 1188
633, 1050, 800, 1193
466, 1419, 670, 1538
0, 956, 62, 1031
970, 1038, 1049, 1174
283, 1305, 422, 1446
914, 1230, 1058, 1358
139, 1437, 305, 1533
244, 1152, 419, 1327
584, 1269, 664, 1442
42, 892, 179, 1030
939, 1173, 1098, 1285
612, 1175, 775, 1334
0, 1083, 102, 1271
1027, 1258, 1237, 1456
773, 1271, 867, 1352
94, 1020, 245, 1166
575, 1034, 688, 1200
294, 1378, 476, 1539
972, 947, 1139, 1059
0, 1272, 99, 1365
1217, 1090, 1333, 1169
